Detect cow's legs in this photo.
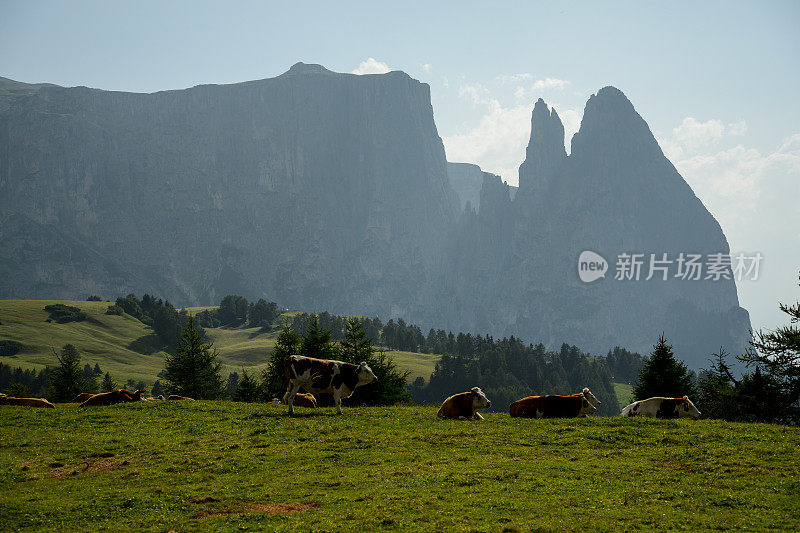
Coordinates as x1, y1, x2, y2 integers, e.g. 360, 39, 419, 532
286, 382, 302, 415
333, 388, 343, 415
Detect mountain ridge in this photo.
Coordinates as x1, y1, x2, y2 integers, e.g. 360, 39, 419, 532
0, 66, 750, 367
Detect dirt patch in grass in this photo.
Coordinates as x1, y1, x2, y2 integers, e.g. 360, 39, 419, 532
253, 502, 320, 514
193, 500, 320, 519
49, 453, 131, 479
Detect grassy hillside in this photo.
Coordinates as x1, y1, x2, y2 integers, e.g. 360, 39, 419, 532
1, 403, 798, 531
0, 300, 440, 386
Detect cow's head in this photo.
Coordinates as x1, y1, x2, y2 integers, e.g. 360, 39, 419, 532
357, 362, 378, 385
582, 387, 601, 408
470, 387, 491, 411
579, 397, 597, 416
679, 395, 701, 419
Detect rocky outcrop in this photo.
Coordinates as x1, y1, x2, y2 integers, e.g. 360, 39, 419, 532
437, 87, 751, 368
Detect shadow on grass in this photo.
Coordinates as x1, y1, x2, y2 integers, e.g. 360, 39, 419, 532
127, 334, 163, 355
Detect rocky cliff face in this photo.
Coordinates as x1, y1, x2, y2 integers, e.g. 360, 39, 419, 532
0, 64, 460, 317
437, 88, 750, 368
0, 70, 749, 368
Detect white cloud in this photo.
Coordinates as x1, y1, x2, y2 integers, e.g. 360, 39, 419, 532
672, 117, 725, 150
442, 76, 449, 88
458, 83, 493, 107
557, 107, 583, 153
668, 134, 800, 330
351, 58, 391, 75
729, 120, 748, 136
443, 100, 534, 184
512, 78, 571, 102
531, 77, 570, 91
422, 63, 432, 73
495, 73, 534, 84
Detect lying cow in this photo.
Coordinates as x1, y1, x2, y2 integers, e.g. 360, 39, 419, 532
437, 387, 492, 420
146, 395, 166, 401
0, 396, 55, 408
509, 394, 596, 418
280, 391, 317, 408
73, 392, 96, 403
167, 394, 195, 401
621, 396, 701, 419
79, 389, 146, 407
284, 355, 377, 414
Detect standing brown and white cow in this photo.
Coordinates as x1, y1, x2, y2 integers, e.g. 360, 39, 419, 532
509, 394, 596, 418
284, 355, 377, 414
437, 387, 492, 420
620, 396, 701, 419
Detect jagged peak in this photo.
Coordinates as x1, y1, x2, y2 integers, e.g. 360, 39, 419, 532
571, 85, 659, 157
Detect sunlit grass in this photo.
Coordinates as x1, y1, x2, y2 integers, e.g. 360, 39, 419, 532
0, 403, 797, 531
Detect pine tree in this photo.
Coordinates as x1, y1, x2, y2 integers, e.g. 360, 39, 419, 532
49, 344, 90, 402
633, 334, 696, 400
338, 318, 411, 406
151, 379, 163, 397
262, 321, 300, 399
101, 372, 118, 392
739, 269, 800, 422
232, 369, 261, 402
300, 315, 334, 358
339, 317, 373, 364
162, 316, 225, 399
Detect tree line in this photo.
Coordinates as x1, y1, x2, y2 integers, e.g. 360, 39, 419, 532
411, 338, 626, 416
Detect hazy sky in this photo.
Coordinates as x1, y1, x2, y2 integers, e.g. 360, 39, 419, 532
1, 0, 798, 332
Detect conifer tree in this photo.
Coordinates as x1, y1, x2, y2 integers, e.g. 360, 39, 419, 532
49, 344, 89, 402
338, 317, 410, 406
101, 372, 118, 392
300, 315, 334, 358
739, 269, 800, 422
633, 334, 695, 400
262, 321, 301, 398
233, 369, 261, 402
162, 316, 225, 399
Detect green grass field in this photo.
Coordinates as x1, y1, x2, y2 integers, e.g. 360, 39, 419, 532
0, 402, 798, 531
0, 300, 440, 387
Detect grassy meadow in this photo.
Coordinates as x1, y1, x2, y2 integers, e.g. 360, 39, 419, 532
0, 300, 440, 387
0, 402, 798, 531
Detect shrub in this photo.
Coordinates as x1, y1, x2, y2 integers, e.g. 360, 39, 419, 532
43, 304, 88, 324
0, 340, 24, 357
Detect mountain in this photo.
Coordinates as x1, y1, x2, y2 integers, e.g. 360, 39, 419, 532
436, 90, 751, 368
0, 67, 750, 368
447, 162, 517, 212
0, 63, 460, 319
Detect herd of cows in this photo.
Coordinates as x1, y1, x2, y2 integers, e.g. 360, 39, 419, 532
1, 355, 703, 420
283, 355, 703, 420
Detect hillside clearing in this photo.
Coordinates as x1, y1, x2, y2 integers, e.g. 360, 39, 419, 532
1, 403, 798, 531
0, 300, 439, 386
